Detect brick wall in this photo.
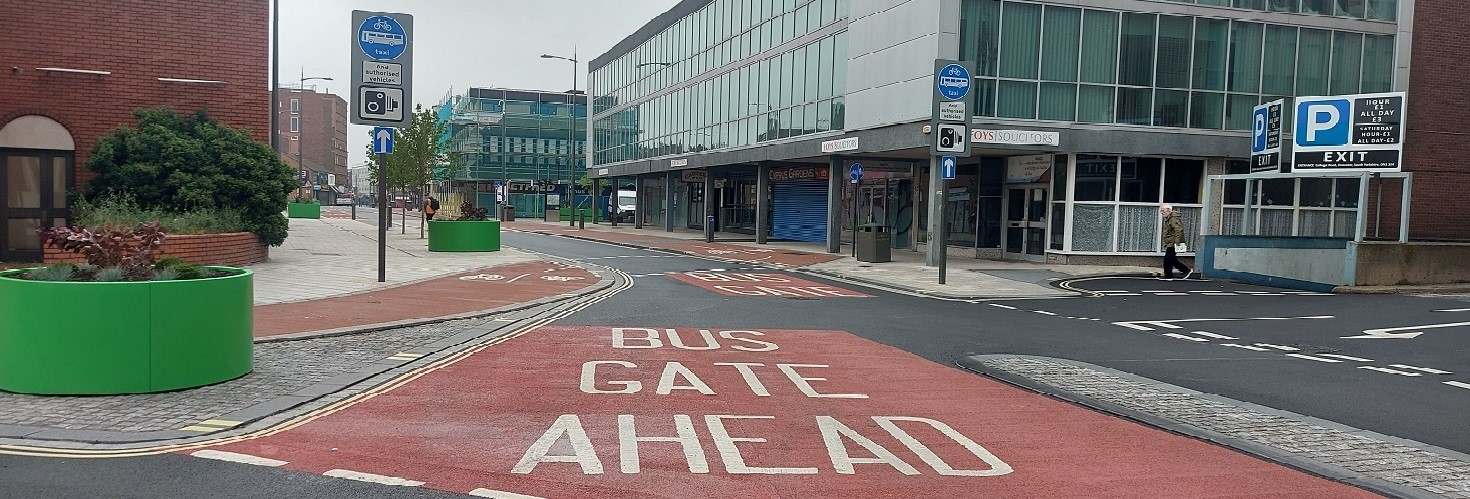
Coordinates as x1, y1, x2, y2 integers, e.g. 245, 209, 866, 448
43, 232, 268, 267
0, 0, 269, 183
1399, 0, 1470, 240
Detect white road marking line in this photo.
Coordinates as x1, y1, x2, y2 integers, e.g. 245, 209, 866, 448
1189, 331, 1239, 340
1116, 322, 1157, 331
323, 469, 426, 486
1156, 293, 1190, 296
1032, 310, 1057, 316
190, 450, 287, 467
1106, 293, 1143, 296
1390, 364, 1453, 374
1256, 343, 1300, 351
504, 273, 531, 284
1358, 366, 1422, 377
1445, 381, 1470, 390
1164, 333, 1209, 342
1286, 354, 1342, 363
469, 489, 545, 499
1143, 290, 1173, 293
1317, 354, 1374, 362
1221, 343, 1271, 351
1435, 308, 1470, 312
988, 304, 1017, 310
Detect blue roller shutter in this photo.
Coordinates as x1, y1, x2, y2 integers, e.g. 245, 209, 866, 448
772, 180, 828, 242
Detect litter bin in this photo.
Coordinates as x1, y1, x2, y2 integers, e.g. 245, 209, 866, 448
544, 205, 560, 222
502, 205, 515, 221
856, 224, 891, 263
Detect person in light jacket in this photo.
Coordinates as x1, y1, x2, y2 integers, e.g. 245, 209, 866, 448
1160, 205, 1193, 280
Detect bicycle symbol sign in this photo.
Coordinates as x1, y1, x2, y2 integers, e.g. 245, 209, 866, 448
357, 15, 407, 61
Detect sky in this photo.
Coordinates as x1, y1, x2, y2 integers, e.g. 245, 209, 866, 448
275, 0, 681, 169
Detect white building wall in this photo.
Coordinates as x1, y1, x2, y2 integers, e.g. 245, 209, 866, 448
845, 0, 959, 130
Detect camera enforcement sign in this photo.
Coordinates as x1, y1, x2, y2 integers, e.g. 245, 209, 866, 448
1292, 92, 1405, 172
350, 11, 413, 128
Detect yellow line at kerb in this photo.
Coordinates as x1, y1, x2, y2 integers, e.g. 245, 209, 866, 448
0, 269, 633, 459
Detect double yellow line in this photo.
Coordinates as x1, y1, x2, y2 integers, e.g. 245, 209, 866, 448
0, 269, 634, 459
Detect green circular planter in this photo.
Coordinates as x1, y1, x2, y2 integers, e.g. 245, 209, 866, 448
428, 220, 501, 252
287, 202, 321, 219
0, 267, 254, 395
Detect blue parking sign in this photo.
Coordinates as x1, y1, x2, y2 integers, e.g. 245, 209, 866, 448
1295, 98, 1351, 147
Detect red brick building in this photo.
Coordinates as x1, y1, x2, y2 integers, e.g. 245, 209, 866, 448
0, 0, 268, 261
1389, 0, 1470, 241
277, 87, 350, 204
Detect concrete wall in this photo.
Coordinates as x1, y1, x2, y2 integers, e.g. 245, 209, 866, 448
1198, 236, 1351, 292
1349, 241, 1470, 286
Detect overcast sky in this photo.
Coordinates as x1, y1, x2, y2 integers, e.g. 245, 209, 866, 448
275, 0, 680, 169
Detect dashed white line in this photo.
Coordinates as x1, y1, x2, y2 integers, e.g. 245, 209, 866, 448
1255, 343, 1300, 351
1188, 331, 1239, 340
1032, 310, 1057, 316
1164, 333, 1209, 342
1390, 364, 1453, 374
1286, 353, 1342, 363
469, 488, 545, 499
1317, 354, 1374, 362
1435, 308, 1470, 312
323, 469, 426, 486
1221, 343, 1271, 351
190, 450, 287, 467
1155, 292, 1190, 296
1445, 381, 1470, 390
988, 304, 1018, 310
1358, 366, 1422, 377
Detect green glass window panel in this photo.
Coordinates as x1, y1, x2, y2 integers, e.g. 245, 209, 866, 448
1335, 0, 1365, 17
1331, 31, 1363, 94
1189, 91, 1224, 129
973, 78, 998, 117
1234, 0, 1266, 8
831, 96, 846, 129
833, 32, 848, 96
1367, 0, 1396, 20
998, 2, 1041, 79
1297, 29, 1330, 95
779, 51, 793, 108
1080, 10, 1118, 84
1116, 87, 1151, 125
1197, 0, 1229, 5
1301, 0, 1330, 14
1225, 94, 1256, 130
1039, 83, 1076, 121
1268, 0, 1298, 12
997, 80, 1037, 119
1261, 25, 1297, 96
1118, 13, 1155, 87
817, 98, 833, 131
1078, 85, 1114, 123
805, 45, 820, 103
961, 0, 1002, 77
1193, 18, 1228, 91
792, 45, 808, 104
818, 37, 835, 99
1154, 89, 1188, 127
1040, 6, 1080, 82
1361, 35, 1395, 93
1228, 22, 1262, 93
1156, 15, 1192, 89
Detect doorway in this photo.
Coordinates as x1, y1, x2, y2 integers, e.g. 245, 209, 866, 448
1003, 184, 1048, 261
2, 151, 73, 262
850, 178, 914, 250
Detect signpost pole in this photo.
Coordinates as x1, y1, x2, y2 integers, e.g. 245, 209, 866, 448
377, 152, 388, 283
929, 155, 947, 284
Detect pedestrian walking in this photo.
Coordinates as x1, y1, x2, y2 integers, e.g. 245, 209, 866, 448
425, 196, 440, 221
1160, 205, 1193, 280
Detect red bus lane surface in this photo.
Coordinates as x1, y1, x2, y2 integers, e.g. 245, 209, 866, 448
203, 327, 1375, 498
668, 272, 871, 298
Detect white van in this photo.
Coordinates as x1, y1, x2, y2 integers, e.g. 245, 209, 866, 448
613, 190, 636, 221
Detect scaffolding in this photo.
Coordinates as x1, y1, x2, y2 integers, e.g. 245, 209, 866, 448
1200, 171, 1413, 243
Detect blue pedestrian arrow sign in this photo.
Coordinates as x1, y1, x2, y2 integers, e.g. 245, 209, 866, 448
358, 15, 408, 61
941, 156, 957, 179
936, 64, 971, 101
372, 127, 395, 154
849, 163, 864, 183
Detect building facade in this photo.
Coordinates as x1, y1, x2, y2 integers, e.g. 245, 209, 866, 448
437, 88, 588, 217
589, 0, 1460, 265
276, 88, 350, 204
0, 0, 269, 262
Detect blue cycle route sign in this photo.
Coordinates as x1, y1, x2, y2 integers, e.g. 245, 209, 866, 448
849, 163, 864, 182
358, 15, 408, 61
936, 64, 971, 101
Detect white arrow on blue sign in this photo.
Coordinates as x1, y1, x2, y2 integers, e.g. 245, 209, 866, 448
849, 163, 864, 182
941, 156, 957, 180
372, 127, 395, 154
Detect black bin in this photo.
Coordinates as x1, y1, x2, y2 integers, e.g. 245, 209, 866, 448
856, 224, 891, 263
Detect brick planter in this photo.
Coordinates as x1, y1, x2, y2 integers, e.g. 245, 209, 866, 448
44, 232, 268, 266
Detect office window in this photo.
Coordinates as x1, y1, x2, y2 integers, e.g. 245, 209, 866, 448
290, 99, 300, 112
1079, 10, 1118, 84
1118, 13, 1156, 87
1361, 34, 1395, 92
1155, 15, 1192, 89
1117, 87, 1152, 125
1154, 89, 1188, 128
1261, 25, 1298, 96
998, 2, 1042, 80
1193, 18, 1229, 91
1040, 6, 1081, 82
1297, 28, 1331, 95
1078, 85, 1115, 123
997, 80, 1037, 119
1190, 92, 1224, 130
1228, 21, 1263, 93
1039, 83, 1076, 121
1330, 31, 1363, 94
961, 0, 1001, 77
290, 116, 299, 132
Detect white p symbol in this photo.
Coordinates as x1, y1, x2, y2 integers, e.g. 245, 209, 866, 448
1305, 104, 1341, 142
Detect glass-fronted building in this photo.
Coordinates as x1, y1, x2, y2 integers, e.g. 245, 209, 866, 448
438, 88, 587, 216
589, 0, 1426, 264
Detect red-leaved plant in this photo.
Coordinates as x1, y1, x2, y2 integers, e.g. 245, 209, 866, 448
38, 221, 167, 279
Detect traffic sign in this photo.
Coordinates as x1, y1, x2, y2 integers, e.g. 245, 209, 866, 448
930, 60, 974, 158
934, 124, 968, 155
935, 64, 971, 101
1292, 92, 1405, 172
941, 156, 956, 180
350, 11, 413, 128
1250, 100, 1283, 173
371, 127, 395, 154
849, 163, 863, 183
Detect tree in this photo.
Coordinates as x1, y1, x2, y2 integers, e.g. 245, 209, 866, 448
365, 105, 463, 235
81, 108, 297, 246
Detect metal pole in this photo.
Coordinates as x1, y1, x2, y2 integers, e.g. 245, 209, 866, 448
376, 152, 388, 283
756, 162, 770, 244
610, 177, 619, 226
1399, 173, 1412, 243
1355, 172, 1370, 242
1373, 172, 1383, 238
927, 156, 947, 284
826, 157, 842, 253
270, 0, 279, 154
1200, 176, 1215, 240
570, 49, 577, 208
704, 169, 715, 242
1241, 178, 1255, 235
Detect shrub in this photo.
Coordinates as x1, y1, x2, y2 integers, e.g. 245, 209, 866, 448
24, 264, 75, 282
74, 195, 248, 235
81, 108, 296, 246
457, 201, 489, 221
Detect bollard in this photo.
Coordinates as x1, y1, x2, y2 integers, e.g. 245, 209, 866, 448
705, 215, 715, 243
568, 207, 575, 227
579, 210, 586, 230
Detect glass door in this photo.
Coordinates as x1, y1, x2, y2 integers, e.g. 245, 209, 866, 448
1002, 184, 1048, 261
2, 152, 72, 262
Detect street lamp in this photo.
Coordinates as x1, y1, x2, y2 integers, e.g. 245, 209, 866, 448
293, 74, 333, 201
541, 51, 578, 207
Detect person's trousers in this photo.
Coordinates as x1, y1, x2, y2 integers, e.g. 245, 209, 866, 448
1163, 246, 1191, 278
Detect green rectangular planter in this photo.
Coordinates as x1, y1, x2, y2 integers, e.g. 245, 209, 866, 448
0, 267, 254, 395
287, 202, 321, 219
427, 220, 501, 252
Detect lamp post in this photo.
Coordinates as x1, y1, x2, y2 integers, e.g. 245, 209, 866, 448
541, 51, 578, 209
293, 74, 333, 202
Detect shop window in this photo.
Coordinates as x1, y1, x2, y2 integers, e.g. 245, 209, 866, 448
1074, 155, 1117, 202
1335, 178, 1361, 208
1224, 160, 1250, 204
1071, 204, 1115, 252
1119, 157, 1162, 203
1051, 155, 1069, 201
1160, 160, 1204, 204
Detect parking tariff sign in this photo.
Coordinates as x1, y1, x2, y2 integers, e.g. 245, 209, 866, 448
1292, 92, 1405, 172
